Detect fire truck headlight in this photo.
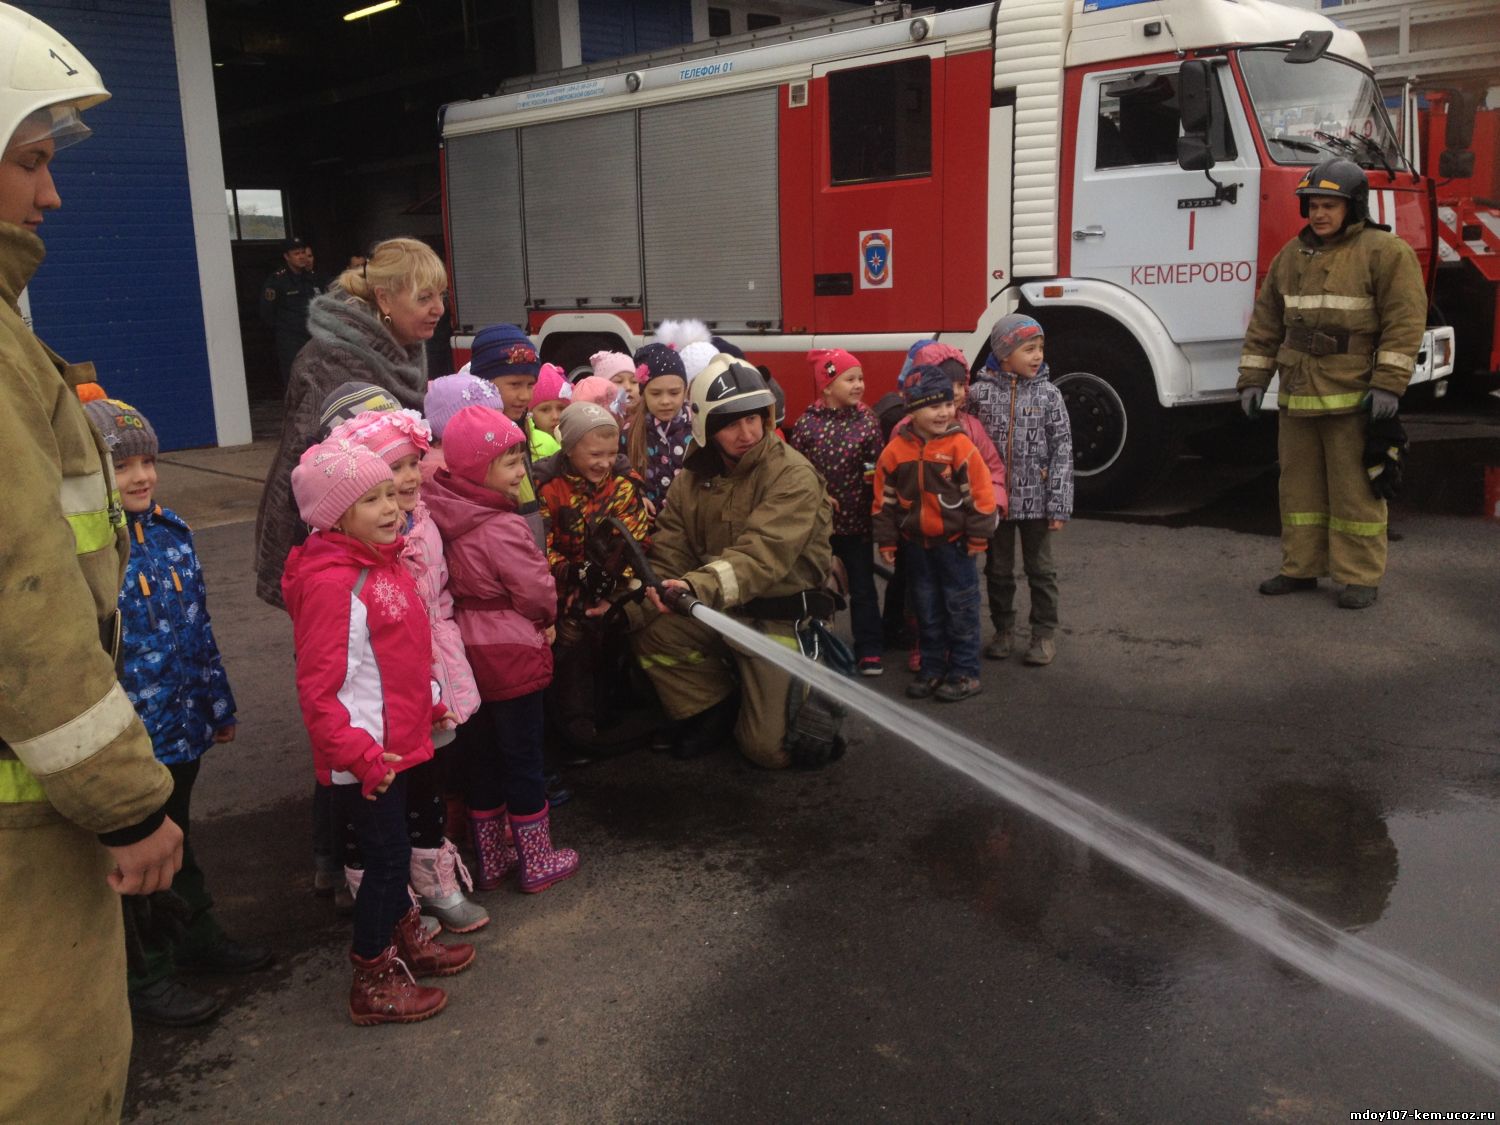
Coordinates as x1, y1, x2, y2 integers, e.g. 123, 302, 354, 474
626, 72, 643, 93
910, 18, 929, 42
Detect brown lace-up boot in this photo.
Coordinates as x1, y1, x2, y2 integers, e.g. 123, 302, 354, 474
393, 906, 475, 977
348, 945, 447, 1026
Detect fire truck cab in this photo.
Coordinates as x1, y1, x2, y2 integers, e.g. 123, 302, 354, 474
440, 0, 1455, 505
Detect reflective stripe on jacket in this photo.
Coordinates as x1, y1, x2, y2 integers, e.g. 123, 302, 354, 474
0, 222, 171, 830
1236, 221, 1427, 417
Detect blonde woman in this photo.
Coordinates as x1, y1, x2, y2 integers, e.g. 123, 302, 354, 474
255, 236, 447, 607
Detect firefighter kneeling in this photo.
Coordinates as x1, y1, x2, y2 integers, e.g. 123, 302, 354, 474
631, 355, 837, 768
1237, 158, 1427, 610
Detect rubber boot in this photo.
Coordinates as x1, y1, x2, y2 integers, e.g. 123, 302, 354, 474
348, 945, 447, 1026
345, 866, 441, 934
510, 803, 579, 893
469, 806, 518, 891
410, 841, 490, 934
393, 905, 475, 977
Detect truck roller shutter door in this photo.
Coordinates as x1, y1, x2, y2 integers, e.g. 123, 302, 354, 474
447, 130, 527, 329
522, 111, 642, 309
640, 89, 781, 331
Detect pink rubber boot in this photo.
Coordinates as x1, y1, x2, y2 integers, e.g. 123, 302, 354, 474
509, 803, 579, 893
469, 806, 518, 891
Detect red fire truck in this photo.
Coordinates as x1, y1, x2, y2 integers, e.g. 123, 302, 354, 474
439, 0, 1455, 505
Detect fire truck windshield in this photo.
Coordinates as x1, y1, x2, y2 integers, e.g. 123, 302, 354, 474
1239, 48, 1402, 170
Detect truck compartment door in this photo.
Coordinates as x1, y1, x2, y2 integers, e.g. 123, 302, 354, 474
810, 48, 944, 334
640, 88, 782, 331
521, 110, 642, 311
446, 129, 526, 332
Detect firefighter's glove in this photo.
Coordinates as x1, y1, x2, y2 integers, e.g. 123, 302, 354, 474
1363, 416, 1409, 501
1239, 387, 1263, 419
1367, 388, 1400, 421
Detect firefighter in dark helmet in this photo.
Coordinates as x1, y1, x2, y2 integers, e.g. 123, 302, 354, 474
1236, 158, 1426, 609
631, 355, 834, 768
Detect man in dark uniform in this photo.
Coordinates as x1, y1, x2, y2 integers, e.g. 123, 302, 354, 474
258, 236, 327, 386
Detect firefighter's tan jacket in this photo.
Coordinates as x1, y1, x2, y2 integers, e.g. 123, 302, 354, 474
649, 418, 833, 612
1237, 220, 1427, 417
0, 222, 171, 832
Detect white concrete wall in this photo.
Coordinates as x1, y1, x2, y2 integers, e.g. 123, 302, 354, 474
171, 0, 251, 447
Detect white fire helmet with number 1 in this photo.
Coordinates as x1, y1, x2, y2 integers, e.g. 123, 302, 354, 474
0, 2, 109, 156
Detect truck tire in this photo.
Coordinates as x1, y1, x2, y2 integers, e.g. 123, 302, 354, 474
1046, 334, 1177, 510
540, 332, 628, 383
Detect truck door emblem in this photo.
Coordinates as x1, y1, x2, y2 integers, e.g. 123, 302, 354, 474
859, 229, 893, 289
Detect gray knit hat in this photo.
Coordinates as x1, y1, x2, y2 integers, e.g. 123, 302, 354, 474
557, 400, 618, 452
85, 398, 158, 460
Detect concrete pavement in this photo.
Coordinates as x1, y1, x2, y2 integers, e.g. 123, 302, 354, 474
125, 409, 1500, 1122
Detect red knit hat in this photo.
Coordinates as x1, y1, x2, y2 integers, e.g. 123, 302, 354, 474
807, 348, 861, 393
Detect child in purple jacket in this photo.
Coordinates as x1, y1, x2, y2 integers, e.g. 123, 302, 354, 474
788, 348, 885, 675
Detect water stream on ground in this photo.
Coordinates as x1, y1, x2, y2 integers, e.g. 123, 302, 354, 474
693, 603, 1500, 1079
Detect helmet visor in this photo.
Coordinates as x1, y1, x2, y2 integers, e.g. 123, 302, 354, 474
6, 104, 92, 154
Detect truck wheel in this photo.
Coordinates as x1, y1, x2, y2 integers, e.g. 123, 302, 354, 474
540, 333, 628, 383
1048, 338, 1177, 509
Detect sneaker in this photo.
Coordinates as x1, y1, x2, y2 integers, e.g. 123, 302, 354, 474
1024, 636, 1056, 666
858, 656, 884, 677
905, 676, 941, 700
934, 676, 983, 702
983, 630, 1012, 660
1337, 584, 1378, 609
1258, 574, 1318, 596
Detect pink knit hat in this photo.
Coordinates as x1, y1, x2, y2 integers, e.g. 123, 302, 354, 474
533, 363, 574, 407
442, 405, 525, 483
589, 350, 635, 383
291, 439, 394, 532
327, 408, 432, 467
572, 374, 628, 420
807, 348, 862, 393
912, 342, 968, 370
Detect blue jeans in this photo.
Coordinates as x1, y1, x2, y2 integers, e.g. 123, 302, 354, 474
831, 534, 882, 659
462, 692, 547, 817
906, 539, 982, 680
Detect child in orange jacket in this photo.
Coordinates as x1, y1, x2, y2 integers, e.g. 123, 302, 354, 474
872, 365, 998, 702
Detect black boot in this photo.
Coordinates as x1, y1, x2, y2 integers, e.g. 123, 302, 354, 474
672, 696, 739, 760
129, 978, 221, 1027
1258, 574, 1319, 596
177, 936, 274, 975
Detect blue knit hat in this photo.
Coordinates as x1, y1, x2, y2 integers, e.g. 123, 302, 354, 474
902, 364, 953, 410
989, 314, 1044, 364
470, 323, 539, 379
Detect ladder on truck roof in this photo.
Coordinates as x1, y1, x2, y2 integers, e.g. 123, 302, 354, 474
495, 1, 918, 96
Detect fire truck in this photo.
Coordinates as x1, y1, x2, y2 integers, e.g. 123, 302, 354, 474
438, 0, 1455, 505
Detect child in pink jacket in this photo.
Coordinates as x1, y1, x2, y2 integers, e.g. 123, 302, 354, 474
328, 409, 487, 934
283, 439, 474, 1026
422, 405, 580, 893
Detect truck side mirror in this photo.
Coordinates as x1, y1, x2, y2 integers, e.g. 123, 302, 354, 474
1444, 91, 1477, 150
1178, 60, 1214, 137
1284, 30, 1334, 65
1177, 135, 1214, 171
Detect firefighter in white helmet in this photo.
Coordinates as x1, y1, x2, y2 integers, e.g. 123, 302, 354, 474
0, 7, 181, 1119
632, 355, 835, 768
1236, 158, 1427, 609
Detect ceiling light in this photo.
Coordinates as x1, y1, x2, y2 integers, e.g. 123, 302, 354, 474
343, 0, 400, 22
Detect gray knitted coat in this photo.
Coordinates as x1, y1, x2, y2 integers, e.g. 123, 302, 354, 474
253, 290, 428, 607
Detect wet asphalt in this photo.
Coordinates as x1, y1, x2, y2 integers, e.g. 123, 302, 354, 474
124, 400, 1500, 1123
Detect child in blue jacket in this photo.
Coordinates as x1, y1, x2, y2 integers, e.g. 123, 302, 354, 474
85, 399, 271, 1028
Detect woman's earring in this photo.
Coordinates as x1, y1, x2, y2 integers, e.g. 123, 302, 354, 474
381, 313, 394, 328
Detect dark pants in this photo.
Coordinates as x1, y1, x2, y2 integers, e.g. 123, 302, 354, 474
986, 520, 1058, 638
126, 759, 226, 991
880, 543, 911, 645
313, 781, 338, 875
906, 539, 982, 680
831, 534, 882, 659
339, 756, 446, 867
335, 772, 413, 960
461, 692, 547, 817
